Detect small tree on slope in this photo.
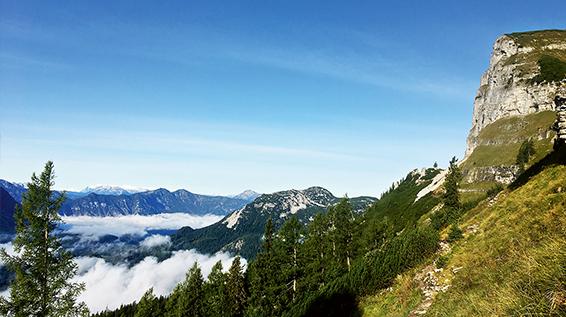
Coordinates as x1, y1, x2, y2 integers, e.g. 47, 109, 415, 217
0, 161, 88, 317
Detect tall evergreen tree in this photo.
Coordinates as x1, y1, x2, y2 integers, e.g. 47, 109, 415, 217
204, 261, 226, 317
167, 262, 205, 317
516, 139, 536, 172
330, 198, 355, 274
0, 161, 88, 317
273, 216, 304, 310
443, 157, 462, 210
134, 288, 160, 317
302, 213, 331, 292
225, 257, 246, 317
248, 219, 278, 316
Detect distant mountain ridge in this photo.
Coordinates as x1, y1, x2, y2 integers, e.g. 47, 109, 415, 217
81, 185, 149, 196
0, 179, 250, 218
172, 186, 377, 259
59, 188, 248, 216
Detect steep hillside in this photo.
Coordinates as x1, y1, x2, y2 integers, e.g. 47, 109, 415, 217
360, 157, 566, 316
366, 168, 442, 231
171, 187, 377, 259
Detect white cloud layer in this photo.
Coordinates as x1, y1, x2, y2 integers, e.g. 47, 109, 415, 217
73, 250, 242, 313
2, 242, 243, 314
61, 213, 223, 239
140, 234, 171, 248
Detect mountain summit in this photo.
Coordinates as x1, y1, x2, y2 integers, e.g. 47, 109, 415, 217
81, 185, 149, 196
172, 186, 377, 258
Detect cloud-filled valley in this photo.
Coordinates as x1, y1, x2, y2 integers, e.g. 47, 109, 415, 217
73, 250, 242, 313
60, 213, 223, 239
1, 213, 238, 313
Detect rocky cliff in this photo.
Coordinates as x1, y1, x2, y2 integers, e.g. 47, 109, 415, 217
466, 30, 566, 156
460, 30, 566, 190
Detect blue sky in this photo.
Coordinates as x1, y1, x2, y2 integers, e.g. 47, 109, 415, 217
1, 1, 564, 197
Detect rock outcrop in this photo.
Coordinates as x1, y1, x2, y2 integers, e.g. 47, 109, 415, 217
555, 88, 566, 146
466, 30, 566, 157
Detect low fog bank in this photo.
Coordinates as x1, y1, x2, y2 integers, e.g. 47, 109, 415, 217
60, 213, 223, 239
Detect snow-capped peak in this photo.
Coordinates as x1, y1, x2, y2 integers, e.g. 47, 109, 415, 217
81, 185, 149, 196
230, 190, 261, 202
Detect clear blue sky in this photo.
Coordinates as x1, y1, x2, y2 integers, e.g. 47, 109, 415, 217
1, 1, 564, 197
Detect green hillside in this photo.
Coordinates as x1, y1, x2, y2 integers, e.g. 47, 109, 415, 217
360, 155, 566, 316
460, 111, 556, 202
505, 29, 566, 81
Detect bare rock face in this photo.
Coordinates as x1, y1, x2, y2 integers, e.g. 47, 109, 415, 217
466, 32, 566, 157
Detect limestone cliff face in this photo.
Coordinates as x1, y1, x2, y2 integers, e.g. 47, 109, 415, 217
466, 31, 566, 157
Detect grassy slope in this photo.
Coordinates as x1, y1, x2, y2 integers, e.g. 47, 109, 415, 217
359, 164, 566, 316
505, 30, 566, 78
460, 111, 556, 203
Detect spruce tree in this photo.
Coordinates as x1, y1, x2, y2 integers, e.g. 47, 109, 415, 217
0, 161, 88, 317
273, 216, 304, 310
330, 198, 355, 273
443, 157, 462, 210
179, 263, 205, 317
248, 219, 277, 316
225, 256, 246, 317
134, 288, 159, 317
204, 261, 226, 317
302, 213, 331, 292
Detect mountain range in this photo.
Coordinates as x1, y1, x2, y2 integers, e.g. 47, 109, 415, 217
172, 186, 378, 258
0, 181, 262, 230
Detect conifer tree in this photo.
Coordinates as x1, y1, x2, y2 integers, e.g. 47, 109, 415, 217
134, 288, 159, 317
205, 261, 226, 317
167, 262, 205, 317
330, 198, 355, 273
443, 157, 462, 210
225, 256, 246, 317
181, 263, 205, 317
0, 161, 88, 317
273, 216, 304, 310
302, 213, 331, 291
516, 139, 536, 172
248, 219, 278, 316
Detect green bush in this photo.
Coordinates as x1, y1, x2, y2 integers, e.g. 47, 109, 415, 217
447, 224, 463, 243
436, 255, 449, 269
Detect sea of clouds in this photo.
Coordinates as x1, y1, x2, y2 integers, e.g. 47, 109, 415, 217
0, 213, 243, 313
60, 213, 223, 239
73, 250, 242, 313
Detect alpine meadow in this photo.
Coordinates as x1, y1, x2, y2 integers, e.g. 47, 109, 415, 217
1, 1, 565, 317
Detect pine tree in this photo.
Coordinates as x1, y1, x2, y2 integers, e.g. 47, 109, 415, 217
134, 288, 159, 317
302, 213, 331, 292
443, 157, 462, 210
204, 261, 226, 317
0, 161, 88, 317
225, 256, 246, 317
273, 216, 304, 310
516, 139, 536, 172
181, 263, 205, 317
248, 219, 278, 316
167, 262, 205, 317
330, 198, 355, 274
